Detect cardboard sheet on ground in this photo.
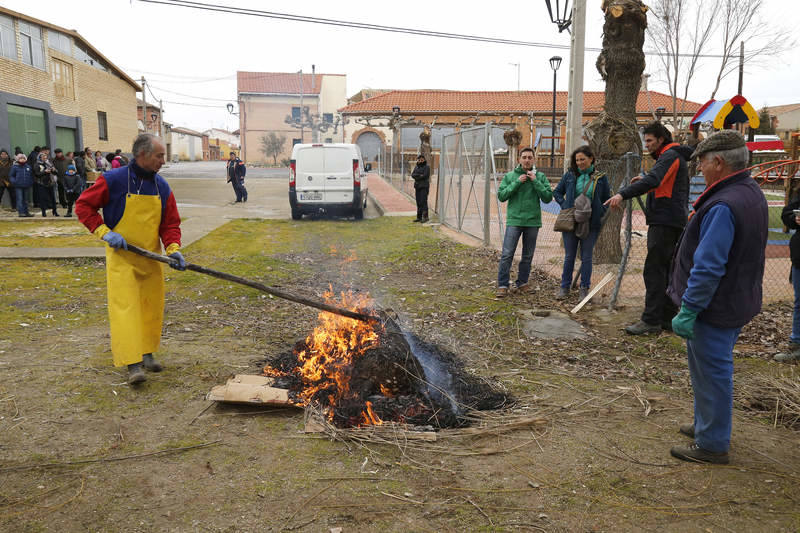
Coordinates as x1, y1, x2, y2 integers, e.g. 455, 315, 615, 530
207, 374, 298, 407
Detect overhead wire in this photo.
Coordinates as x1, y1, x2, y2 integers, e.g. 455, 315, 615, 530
135, 0, 729, 59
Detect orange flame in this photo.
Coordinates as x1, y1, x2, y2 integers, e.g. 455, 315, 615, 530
362, 401, 383, 426
264, 289, 383, 423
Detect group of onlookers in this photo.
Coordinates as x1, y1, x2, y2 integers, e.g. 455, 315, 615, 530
493, 123, 778, 465
0, 146, 129, 217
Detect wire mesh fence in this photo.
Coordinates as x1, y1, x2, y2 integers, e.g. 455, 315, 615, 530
379, 123, 797, 305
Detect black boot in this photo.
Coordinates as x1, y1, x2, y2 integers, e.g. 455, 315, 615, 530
52, 209, 60, 217
142, 353, 163, 372
127, 363, 146, 385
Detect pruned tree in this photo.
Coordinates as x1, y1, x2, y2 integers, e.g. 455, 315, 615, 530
585, 0, 648, 263
709, 0, 795, 100
647, 0, 718, 134
259, 132, 287, 165
646, 0, 795, 135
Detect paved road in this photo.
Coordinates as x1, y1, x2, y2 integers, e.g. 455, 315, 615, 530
160, 161, 288, 180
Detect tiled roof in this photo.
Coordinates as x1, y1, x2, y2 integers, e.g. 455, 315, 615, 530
338, 90, 702, 115
171, 127, 206, 137
767, 103, 800, 115
237, 71, 344, 95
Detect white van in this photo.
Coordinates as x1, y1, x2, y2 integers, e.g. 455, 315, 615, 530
289, 143, 368, 220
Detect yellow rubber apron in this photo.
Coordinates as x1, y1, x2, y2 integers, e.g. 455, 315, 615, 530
106, 169, 164, 366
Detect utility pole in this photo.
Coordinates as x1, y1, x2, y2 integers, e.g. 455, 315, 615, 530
737, 41, 744, 95
564, 0, 586, 169
141, 76, 147, 134
509, 62, 520, 91
298, 69, 304, 143
159, 99, 164, 138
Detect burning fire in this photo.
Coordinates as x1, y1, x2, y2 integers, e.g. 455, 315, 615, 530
264, 289, 384, 425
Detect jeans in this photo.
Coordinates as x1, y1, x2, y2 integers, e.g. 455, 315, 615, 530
15, 186, 30, 215
686, 319, 741, 453
415, 186, 429, 219
560, 230, 598, 289
497, 226, 539, 288
791, 266, 800, 345
231, 179, 247, 202
642, 224, 682, 326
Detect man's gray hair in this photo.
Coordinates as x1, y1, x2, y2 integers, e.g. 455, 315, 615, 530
132, 133, 163, 157
703, 146, 750, 172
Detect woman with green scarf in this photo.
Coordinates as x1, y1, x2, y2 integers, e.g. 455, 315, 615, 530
552, 145, 611, 300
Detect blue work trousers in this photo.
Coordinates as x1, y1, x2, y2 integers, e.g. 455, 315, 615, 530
791, 266, 800, 345
686, 319, 742, 453
497, 226, 539, 289
560, 230, 598, 289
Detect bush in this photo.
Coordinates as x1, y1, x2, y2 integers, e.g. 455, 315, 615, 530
280, 158, 291, 167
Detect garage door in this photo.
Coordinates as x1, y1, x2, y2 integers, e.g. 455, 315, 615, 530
7, 104, 46, 154
56, 126, 77, 153
356, 131, 382, 163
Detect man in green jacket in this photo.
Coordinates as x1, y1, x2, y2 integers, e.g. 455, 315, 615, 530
496, 147, 553, 297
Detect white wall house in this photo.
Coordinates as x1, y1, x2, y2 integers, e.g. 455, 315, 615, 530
171, 127, 206, 161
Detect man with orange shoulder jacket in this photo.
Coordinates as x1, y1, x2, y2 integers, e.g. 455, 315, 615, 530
605, 121, 693, 335
76, 133, 185, 385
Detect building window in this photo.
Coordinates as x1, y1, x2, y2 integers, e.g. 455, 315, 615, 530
18, 21, 45, 69
97, 111, 108, 141
323, 113, 333, 124
292, 138, 301, 146
325, 138, 333, 143
73, 42, 109, 72
52, 58, 74, 99
291, 107, 301, 121
48, 30, 71, 55
0, 15, 15, 60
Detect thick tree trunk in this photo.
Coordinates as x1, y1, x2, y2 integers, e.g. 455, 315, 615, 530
585, 0, 648, 264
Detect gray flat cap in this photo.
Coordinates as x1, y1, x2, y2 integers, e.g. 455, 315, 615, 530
691, 130, 747, 160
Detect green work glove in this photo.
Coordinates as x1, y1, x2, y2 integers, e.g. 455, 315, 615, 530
672, 303, 699, 340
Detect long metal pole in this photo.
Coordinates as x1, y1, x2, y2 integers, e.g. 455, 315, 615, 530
551, 68, 557, 168
141, 77, 147, 134
609, 153, 637, 310
483, 123, 491, 246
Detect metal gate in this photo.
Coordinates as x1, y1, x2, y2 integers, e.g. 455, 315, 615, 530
438, 124, 506, 245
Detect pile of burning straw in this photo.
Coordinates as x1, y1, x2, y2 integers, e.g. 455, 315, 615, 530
263, 290, 510, 429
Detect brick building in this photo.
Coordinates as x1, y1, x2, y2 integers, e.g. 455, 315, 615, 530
0, 6, 141, 155
235, 71, 347, 164
340, 89, 703, 169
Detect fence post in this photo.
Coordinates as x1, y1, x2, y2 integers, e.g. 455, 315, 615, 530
483, 123, 492, 246
457, 134, 464, 230
608, 152, 637, 310
439, 136, 446, 223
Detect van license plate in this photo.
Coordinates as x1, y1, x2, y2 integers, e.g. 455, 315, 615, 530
300, 192, 322, 201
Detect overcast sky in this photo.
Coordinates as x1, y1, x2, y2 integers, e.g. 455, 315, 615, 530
5, 0, 798, 132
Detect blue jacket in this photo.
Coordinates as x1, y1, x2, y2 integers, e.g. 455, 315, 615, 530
9, 163, 33, 188
553, 169, 611, 231
667, 169, 768, 328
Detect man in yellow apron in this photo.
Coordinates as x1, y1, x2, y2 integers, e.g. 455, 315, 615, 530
76, 134, 184, 385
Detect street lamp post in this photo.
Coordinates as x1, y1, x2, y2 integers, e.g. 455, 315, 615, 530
549, 55, 562, 168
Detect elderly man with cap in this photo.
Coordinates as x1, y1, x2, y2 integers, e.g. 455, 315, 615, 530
666, 130, 768, 464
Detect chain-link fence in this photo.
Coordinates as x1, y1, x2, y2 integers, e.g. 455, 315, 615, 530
379, 123, 797, 304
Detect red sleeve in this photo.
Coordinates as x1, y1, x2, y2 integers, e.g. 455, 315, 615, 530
75, 176, 110, 233
159, 190, 182, 247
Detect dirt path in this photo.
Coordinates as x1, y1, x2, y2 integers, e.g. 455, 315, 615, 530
1, 217, 798, 531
